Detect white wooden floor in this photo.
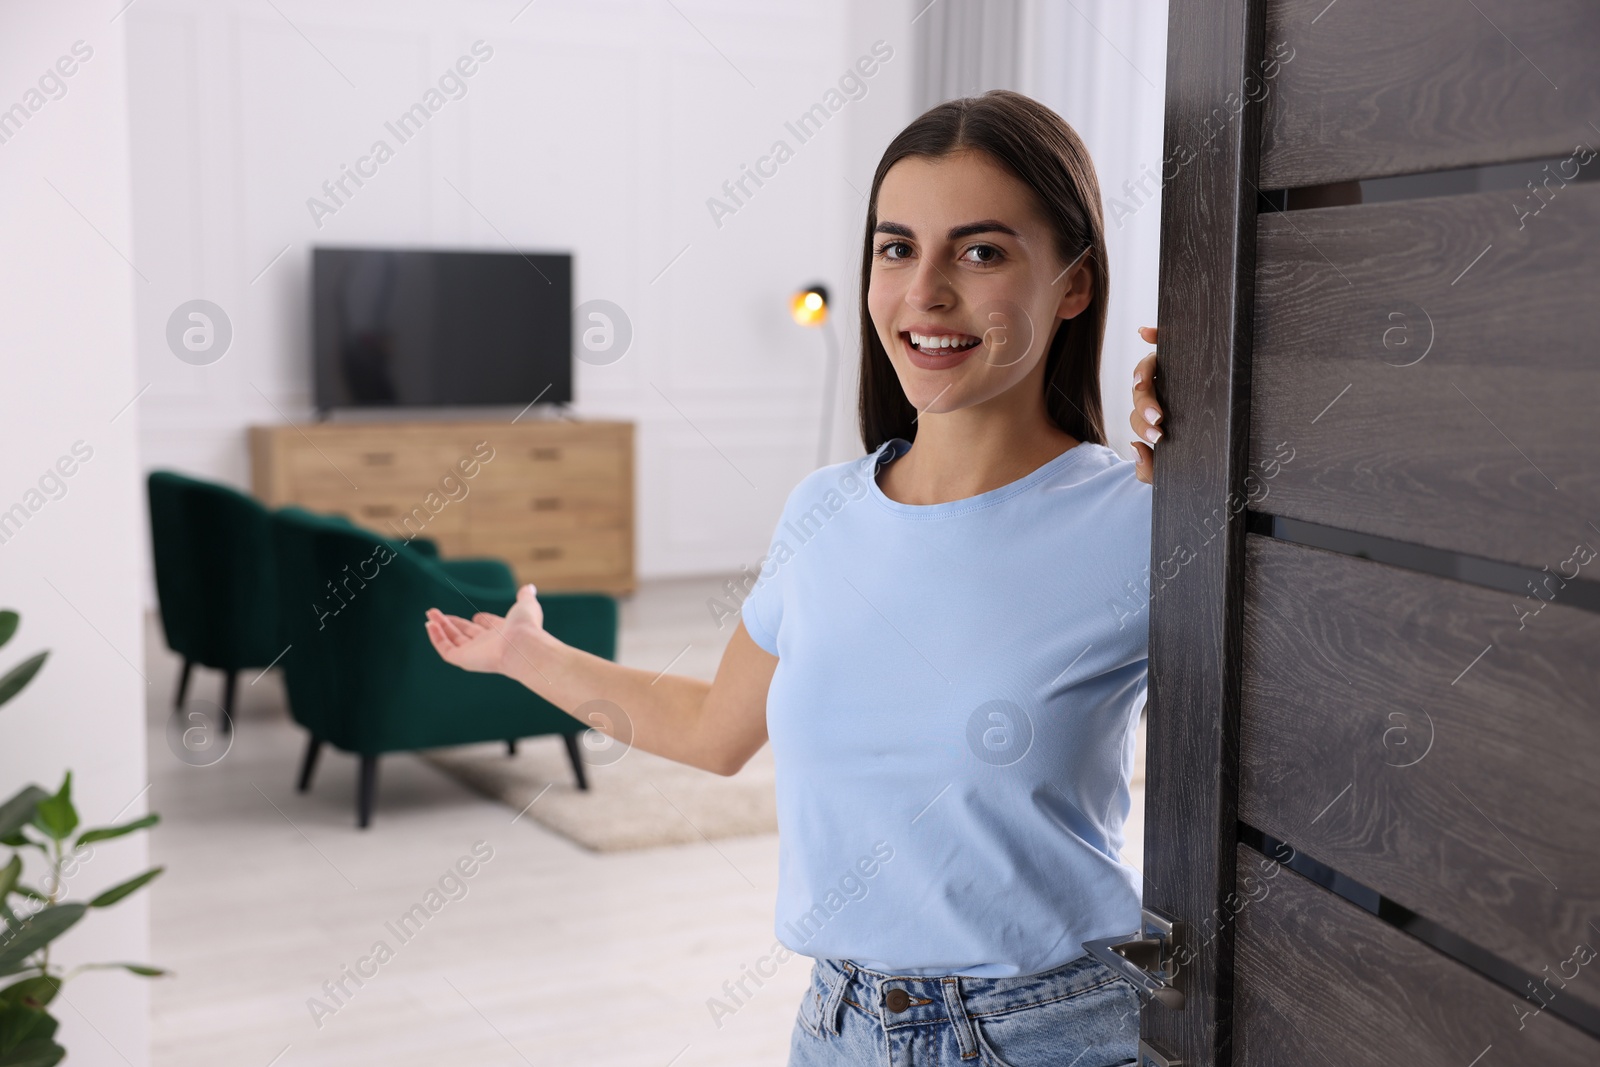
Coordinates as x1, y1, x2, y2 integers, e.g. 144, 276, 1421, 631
145, 575, 1146, 1066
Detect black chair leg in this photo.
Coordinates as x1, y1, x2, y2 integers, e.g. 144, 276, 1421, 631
297, 736, 323, 793
357, 755, 379, 829
506, 738, 518, 756
174, 659, 193, 708
221, 670, 238, 734
562, 732, 588, 791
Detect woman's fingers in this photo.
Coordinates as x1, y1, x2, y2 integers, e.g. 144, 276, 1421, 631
1131, 327, 1161, 484
425, 618, 456, 659
1131, 332, 1163, 446
1131, 440, 1154, 485
425, 608, 459, 644
426, 608, 482, 645
1132, 354, 1161, 430
424, 609, 455, 645
1130, 393, 1162, 446
1132, 350, 1157, 389
425, 611, 505, 672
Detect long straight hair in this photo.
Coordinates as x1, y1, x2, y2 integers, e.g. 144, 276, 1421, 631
856, 90, 1109, 453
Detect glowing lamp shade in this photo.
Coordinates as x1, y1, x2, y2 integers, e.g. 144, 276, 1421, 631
790, 284, 829, 327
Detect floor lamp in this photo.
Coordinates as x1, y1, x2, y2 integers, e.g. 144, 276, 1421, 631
791, 283, 839, 470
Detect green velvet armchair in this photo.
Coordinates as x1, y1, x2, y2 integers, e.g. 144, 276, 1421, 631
270, 506, 617, 827
147, 471, 285, 728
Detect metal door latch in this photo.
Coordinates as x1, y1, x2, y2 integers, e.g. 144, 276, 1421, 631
1137, 1038, 1183, 1066
1082, 906, 1187, 1010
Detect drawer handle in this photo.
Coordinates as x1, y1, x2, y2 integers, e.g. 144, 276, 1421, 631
531, 547, 564, 561
531, 497, 562, 511
530, 447, 562, 461
362, 452, 395, 465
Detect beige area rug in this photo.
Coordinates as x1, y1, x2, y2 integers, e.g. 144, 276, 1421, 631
420, 736, 778, 852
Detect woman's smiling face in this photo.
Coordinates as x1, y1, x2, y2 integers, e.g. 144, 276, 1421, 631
867, 148, 1091, 418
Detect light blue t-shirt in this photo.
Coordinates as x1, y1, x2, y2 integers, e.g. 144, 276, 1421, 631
740, 436, 1152, 978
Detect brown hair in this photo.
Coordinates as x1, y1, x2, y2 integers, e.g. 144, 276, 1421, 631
856, 90, 1108, 453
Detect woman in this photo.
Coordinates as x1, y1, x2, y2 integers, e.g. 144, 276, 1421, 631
426, 89, 1167, 1066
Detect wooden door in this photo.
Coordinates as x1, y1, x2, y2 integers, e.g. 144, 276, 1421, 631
1123, 1, 1600, 1064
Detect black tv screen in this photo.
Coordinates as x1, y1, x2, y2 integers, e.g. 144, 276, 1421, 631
312, 247, 572, 411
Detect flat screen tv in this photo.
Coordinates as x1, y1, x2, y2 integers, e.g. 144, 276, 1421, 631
312, 246, 572, 411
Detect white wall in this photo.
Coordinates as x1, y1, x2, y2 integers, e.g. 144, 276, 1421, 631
124, 0, 917, 602
0, 1, 152, 1063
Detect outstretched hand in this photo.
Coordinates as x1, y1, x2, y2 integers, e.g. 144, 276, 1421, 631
425, 583, 546, 674
1130, 325, 1163, 484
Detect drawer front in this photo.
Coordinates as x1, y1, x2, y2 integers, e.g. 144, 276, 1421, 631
466, 529, 630, 581
286, 440, 469, 492
487, 439, 628, 486
468, 485, 628, 531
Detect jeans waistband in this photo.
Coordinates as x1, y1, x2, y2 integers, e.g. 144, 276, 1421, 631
812, 950, 1126, 1035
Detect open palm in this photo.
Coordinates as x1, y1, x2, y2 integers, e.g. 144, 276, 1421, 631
424, 583, 545, 673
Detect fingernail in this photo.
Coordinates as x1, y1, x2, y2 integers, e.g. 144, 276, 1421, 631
1143, 426, 1162, 444
1144, 406, 1162, 424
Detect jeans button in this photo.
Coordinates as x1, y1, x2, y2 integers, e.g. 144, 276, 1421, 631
884, 988, 910, 1013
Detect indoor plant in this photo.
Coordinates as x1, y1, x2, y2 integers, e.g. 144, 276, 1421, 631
0, 608, 165, 1067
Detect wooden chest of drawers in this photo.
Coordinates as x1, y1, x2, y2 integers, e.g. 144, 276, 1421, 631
250, 420, 634, 594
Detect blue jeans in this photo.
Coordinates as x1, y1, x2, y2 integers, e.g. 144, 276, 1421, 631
787, 951, 1140, 1066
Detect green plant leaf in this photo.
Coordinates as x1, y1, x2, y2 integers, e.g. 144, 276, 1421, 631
0, 905, 85, 978
74, 962, 166, 978
88, 867, 162, 909
0, 974, 57, 1010
0, 612, 17, 651
28, 776, 74, 844
9, 887, 45, 903
24, 1012, 53, 1044
0, 1036, 65, 1067
0, 653, 47, 711
0, 790, 47, 842
0, 1004, 58, 1062
0, 999, 46, 1056
0, 865, 21, 933
73, 814, 158, 848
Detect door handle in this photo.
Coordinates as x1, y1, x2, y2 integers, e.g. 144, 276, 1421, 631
1082, 906, 1187, 1010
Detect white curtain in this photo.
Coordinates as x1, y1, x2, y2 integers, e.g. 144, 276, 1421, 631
912, 0, 1024, 113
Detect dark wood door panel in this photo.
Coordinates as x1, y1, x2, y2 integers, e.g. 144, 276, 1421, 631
1260, 0, 1600, 187
1233, 843, 1600, 1066
1249, 180, 1600, 570
1238, 534, 1600, 1011
1145, 0, 1269, 1058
